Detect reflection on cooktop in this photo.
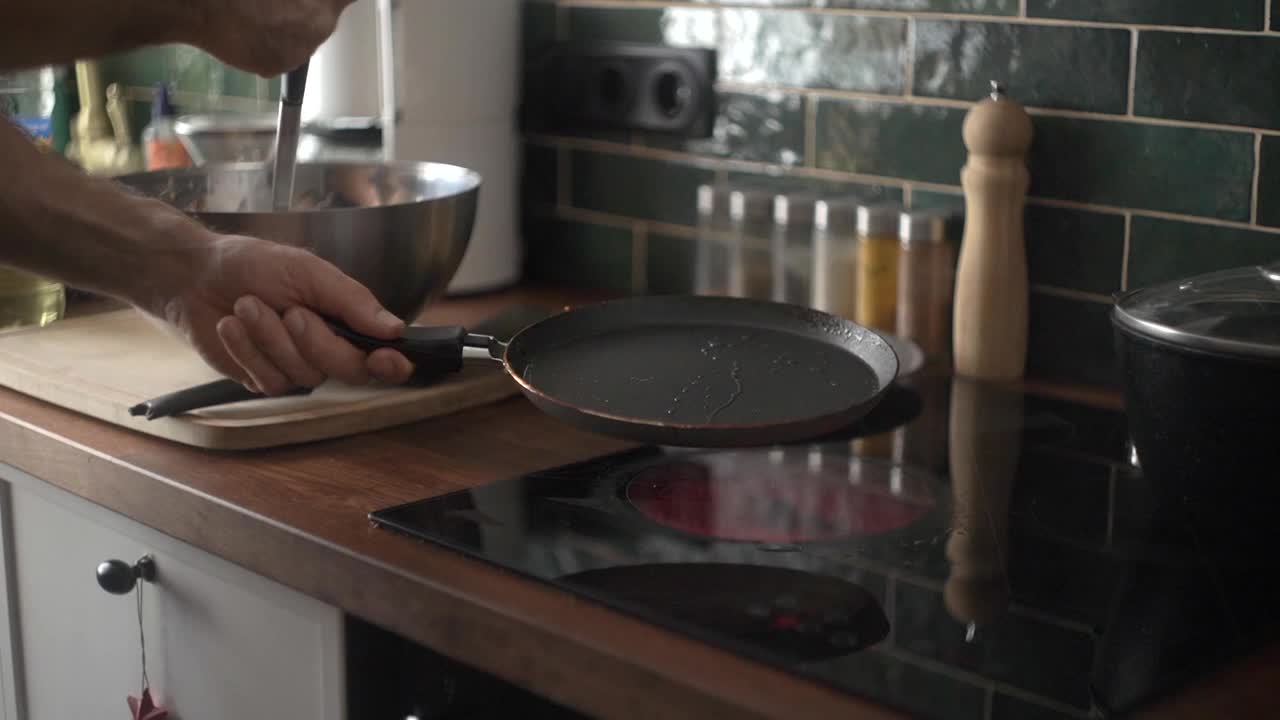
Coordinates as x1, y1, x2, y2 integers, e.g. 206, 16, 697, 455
624, 451, 936, 543
563, 563, 889, 664
371, 375, 1280, 720
815, 382, 924, 442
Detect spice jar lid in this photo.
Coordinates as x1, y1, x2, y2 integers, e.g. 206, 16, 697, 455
729, 187, 777, 223
697, 184, 727, 216
814, 198, 859, 233
856, 204, 902, 238
899, 209, 952, 246
772, 193, 818, 226
1113, 262, 1280, 362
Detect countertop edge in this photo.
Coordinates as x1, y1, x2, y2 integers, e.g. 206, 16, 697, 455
0, 398, 905, 720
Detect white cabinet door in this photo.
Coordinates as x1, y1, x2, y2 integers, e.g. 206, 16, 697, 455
0, 463, 345, 720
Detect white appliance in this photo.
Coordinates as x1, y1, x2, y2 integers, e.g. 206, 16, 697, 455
304, 0, 523, 294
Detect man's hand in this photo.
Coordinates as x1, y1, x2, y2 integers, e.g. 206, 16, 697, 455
161, 232, 415, 396
0, 1, 354, 77
0, 9, 418, 396
2, 104, 415, 398
187, 0, 357, 76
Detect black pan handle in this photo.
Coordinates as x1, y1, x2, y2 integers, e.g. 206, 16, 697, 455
324, 322, 469, 375
128, 378, 313, 420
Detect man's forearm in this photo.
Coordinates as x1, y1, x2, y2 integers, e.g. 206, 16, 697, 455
0, 0, 197, 70
0, 117, 211, 312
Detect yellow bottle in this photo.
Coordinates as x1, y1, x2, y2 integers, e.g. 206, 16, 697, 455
0, 267, 65, 330
855, 204, 902, 333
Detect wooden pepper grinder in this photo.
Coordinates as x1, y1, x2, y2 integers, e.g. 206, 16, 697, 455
953, 81, 1033, 381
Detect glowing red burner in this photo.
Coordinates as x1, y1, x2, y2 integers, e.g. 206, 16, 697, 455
625, 452, 934, 543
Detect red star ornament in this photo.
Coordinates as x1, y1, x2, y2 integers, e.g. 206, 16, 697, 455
127, 688, 168, 720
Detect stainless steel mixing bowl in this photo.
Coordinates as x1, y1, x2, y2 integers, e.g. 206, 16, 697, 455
174, 113, 277, 165
114, 161, 481, 321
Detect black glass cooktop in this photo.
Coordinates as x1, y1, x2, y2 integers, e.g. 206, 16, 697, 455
371, 375, 1280, 719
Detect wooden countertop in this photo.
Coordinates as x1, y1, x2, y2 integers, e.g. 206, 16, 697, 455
0, 286, 1272, 719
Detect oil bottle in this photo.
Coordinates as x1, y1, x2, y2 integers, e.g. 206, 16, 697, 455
0, 65, 67, 329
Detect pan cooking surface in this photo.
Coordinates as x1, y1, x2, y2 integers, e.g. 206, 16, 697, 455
520, 324, 881, 426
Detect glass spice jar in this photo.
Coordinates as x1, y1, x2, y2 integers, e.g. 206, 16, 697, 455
694, 183, 732, 296
811, 197, 860, 319
896, 209, 958, 368
855, 204, 904, 334
771, 193, 818, 307
728, 187, 776, 300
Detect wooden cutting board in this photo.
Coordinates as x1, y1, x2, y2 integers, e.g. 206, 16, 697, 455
0, 307, 521, 450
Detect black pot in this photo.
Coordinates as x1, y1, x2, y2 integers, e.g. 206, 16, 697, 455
1112, 263, 1280, 536
1114, 324, 1280, 480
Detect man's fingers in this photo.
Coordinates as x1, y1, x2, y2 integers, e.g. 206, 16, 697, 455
188, 323, 256, 392
216, 315, 294, 396
367, 348, 415, 385
281, 306, 371, 386
233, 296, 326, 388
285, 252, 404, 340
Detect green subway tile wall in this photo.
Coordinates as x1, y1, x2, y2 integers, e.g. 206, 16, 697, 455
1024, 207, 1126, 295
725, 170, 903, 205
1135, 32, 1280, 129
1258, 135, 1280, 227
97, 45, 277, 105
719, 11, 908, 93
646, 232, 699, 295
523, 218, 635, 294
647, 91, 807, 164
521, 144, 559, 209
1128, 217, 1280, 288
1028, 117, 1254, 220
522, 0, 1280, 389
815, 100, 967, 184
570, 151, 716, 226
1027, 0, 1266, 30
912, 21, 1131, 113
566, 6, 717, 48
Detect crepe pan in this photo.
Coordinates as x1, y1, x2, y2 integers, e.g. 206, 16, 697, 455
138, 295, 899, 447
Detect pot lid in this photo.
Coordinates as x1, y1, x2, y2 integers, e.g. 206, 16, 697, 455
1114, 262, 1280, 361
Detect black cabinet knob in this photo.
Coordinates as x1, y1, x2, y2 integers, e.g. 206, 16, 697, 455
96, 555, 156, 595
